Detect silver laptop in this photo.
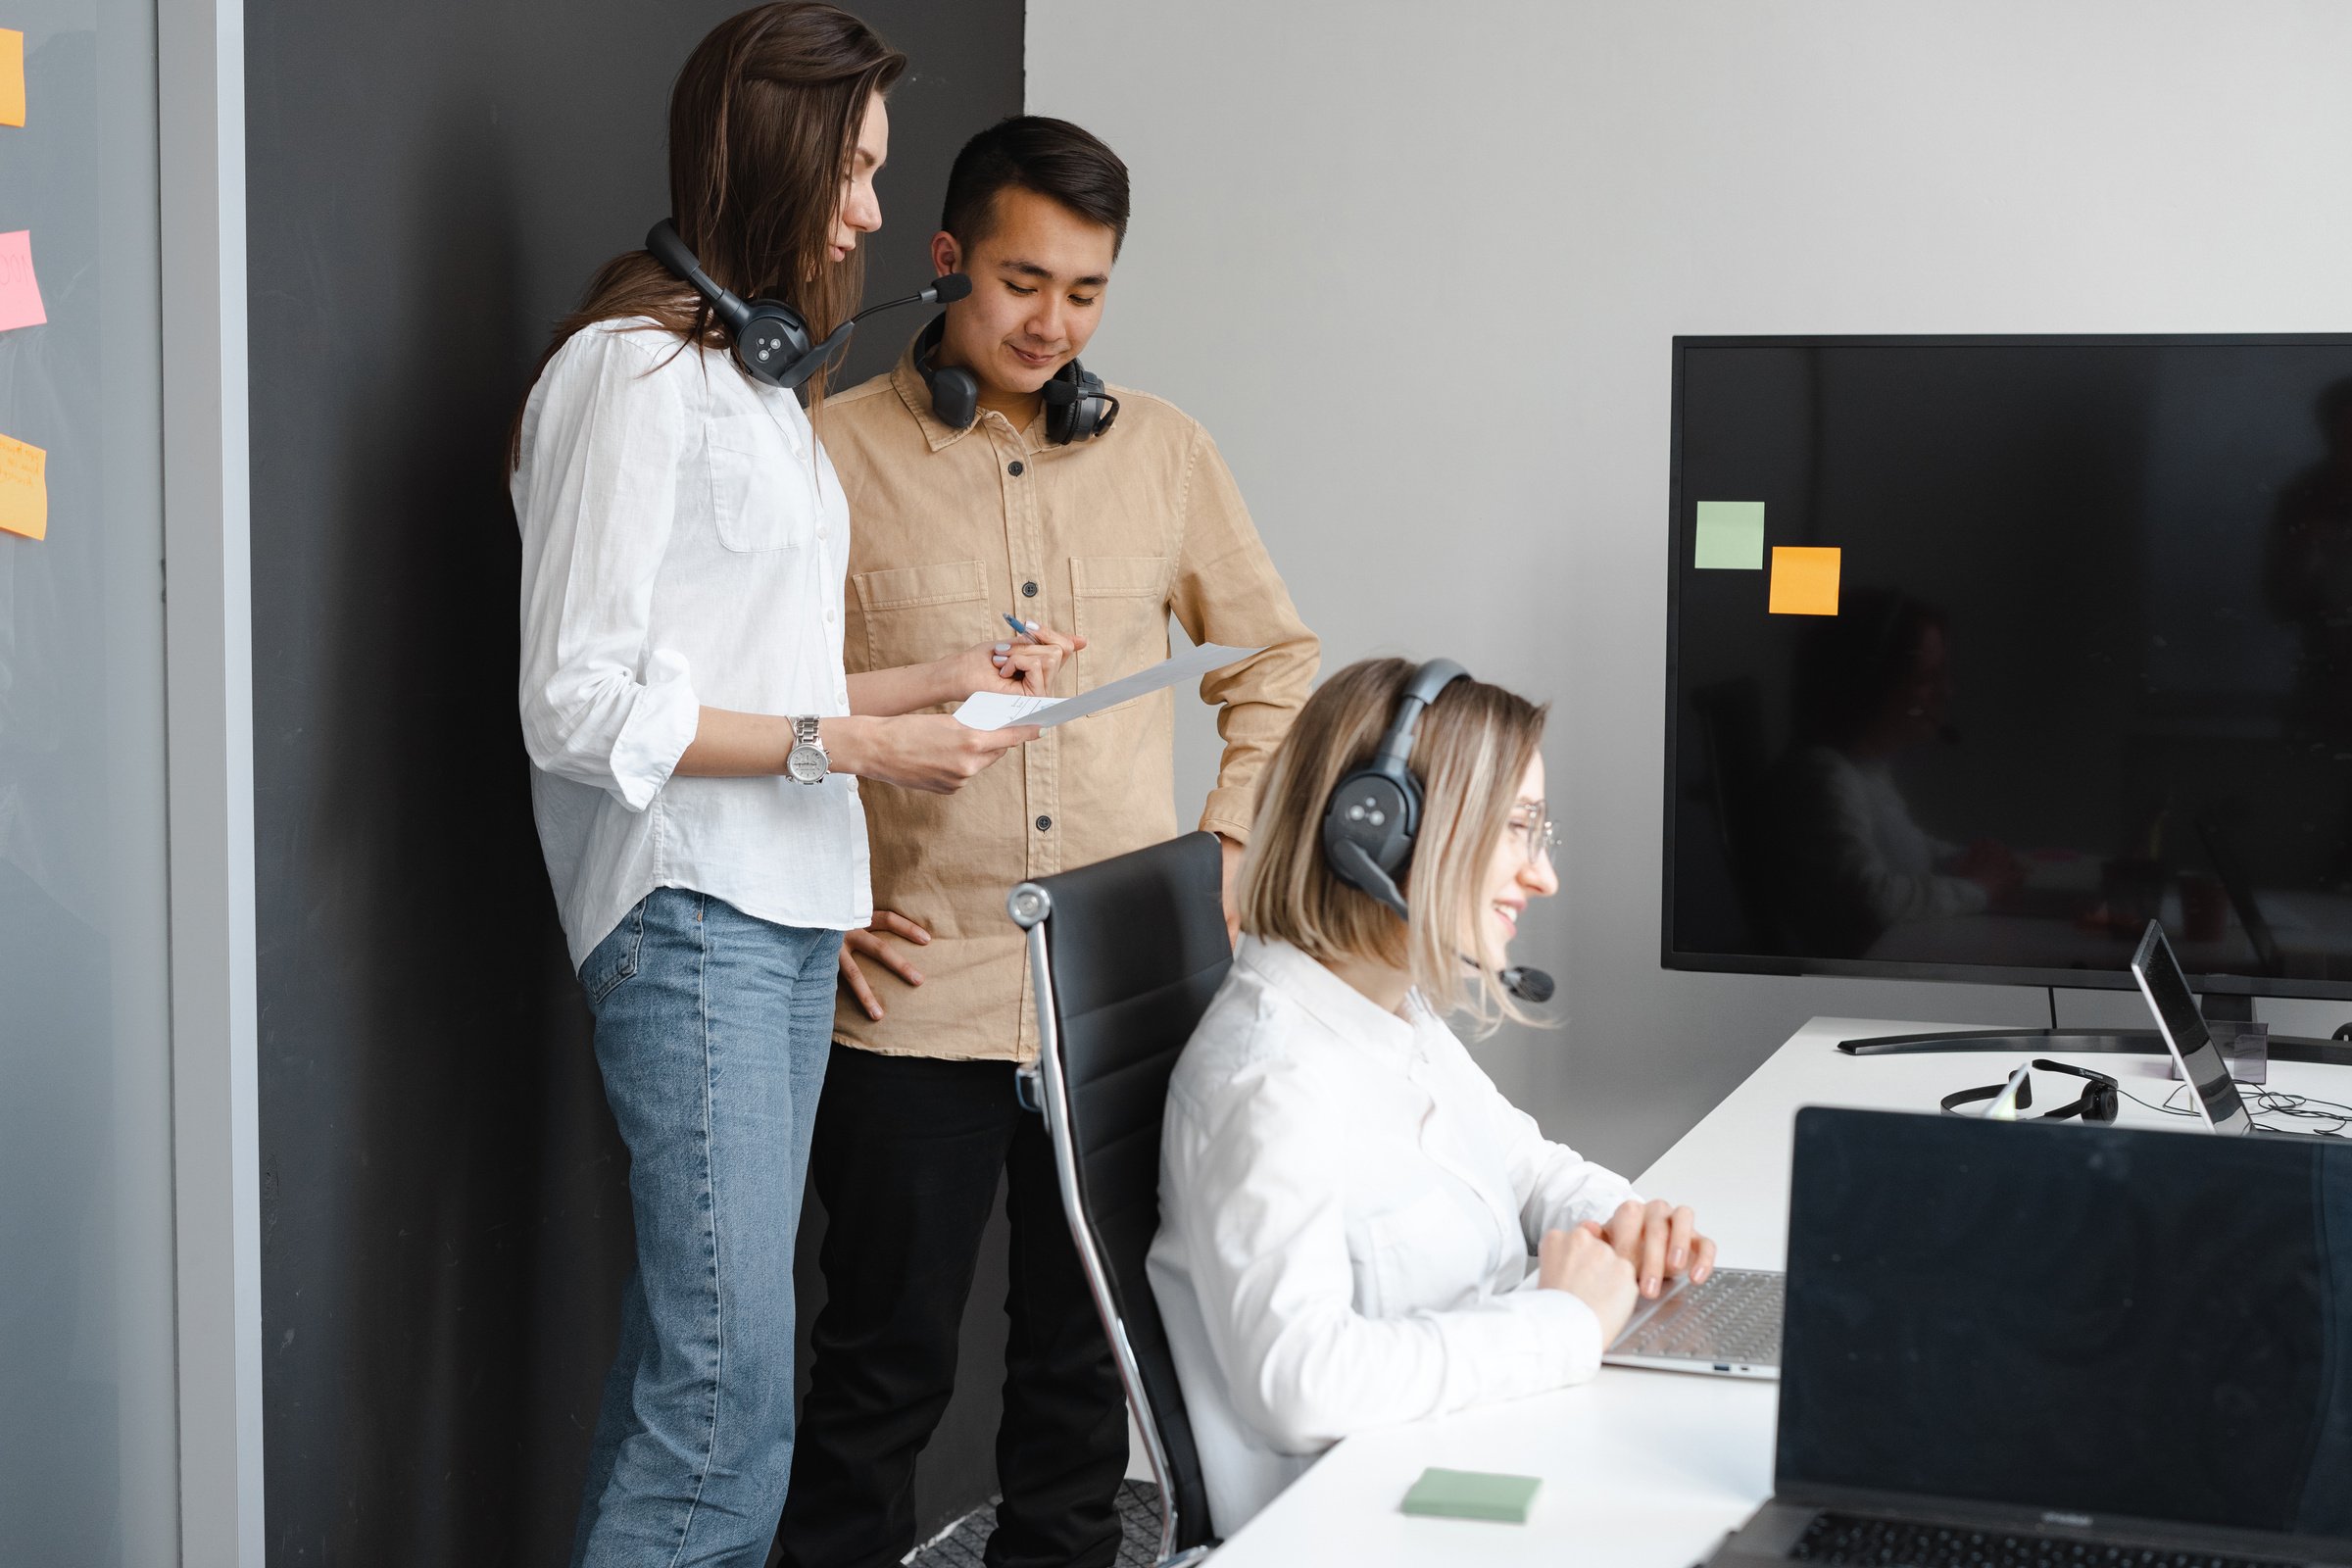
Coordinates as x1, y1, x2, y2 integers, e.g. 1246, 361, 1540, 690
1602, 1265, 1782, 1379
2128, 920, 2262, 1135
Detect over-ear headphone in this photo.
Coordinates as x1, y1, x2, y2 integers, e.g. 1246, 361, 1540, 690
1940, 1058, 2120, 1122
646, 220, 970, 391
911, 315, 1121, 444
1320, 659, 1555, 1004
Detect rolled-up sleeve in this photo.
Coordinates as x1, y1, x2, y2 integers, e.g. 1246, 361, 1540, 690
1163, 1053, 1605, 1456
1167, 428, 1318, 843
514, 328, 703, 809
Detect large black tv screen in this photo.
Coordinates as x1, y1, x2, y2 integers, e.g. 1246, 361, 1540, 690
1667, 335, 2352, 996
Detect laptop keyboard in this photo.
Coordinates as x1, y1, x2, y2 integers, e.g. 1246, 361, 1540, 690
1789, 1511, 2297, 1567
1611, 1267, 1782, 1365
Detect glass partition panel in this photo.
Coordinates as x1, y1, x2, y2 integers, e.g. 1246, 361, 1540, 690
0, 0, 178, 1561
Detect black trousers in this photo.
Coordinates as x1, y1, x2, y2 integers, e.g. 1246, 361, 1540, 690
776, 1048, 1128, 1568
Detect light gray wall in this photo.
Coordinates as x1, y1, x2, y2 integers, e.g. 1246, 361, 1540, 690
1027, 0, 2352, 1172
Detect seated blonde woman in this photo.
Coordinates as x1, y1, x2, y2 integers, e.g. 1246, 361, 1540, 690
1147, 658, 1717, 1535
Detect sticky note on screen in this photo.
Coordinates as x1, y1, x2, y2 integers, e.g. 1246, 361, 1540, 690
0, 433, 46, 540
0, 231, 45, 331
1399, 1467, 1541, 1523
1693, 500, 1765, 569
0, 30, 24, 127
1769, 546, 1840, 615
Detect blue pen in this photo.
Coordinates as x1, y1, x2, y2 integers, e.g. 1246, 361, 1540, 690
1003, 612, 1038, 642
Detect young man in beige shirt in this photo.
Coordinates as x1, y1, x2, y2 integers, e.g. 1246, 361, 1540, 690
776, 118, 1318, 1568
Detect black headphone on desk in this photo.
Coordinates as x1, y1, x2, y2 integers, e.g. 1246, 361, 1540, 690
1940, 1059, 2120, 1122
910, 314, 1120, 443
645, 220, 971, 390
1320, 659, 1554, 1004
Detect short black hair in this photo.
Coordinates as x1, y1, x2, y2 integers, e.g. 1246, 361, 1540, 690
940, 116, 1130, 257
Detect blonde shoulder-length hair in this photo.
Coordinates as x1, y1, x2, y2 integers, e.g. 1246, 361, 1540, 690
1239, 657, 1550, 1032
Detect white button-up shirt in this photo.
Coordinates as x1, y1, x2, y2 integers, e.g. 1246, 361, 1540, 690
1149, 936, 1640, 1536
512, 318, 869, 970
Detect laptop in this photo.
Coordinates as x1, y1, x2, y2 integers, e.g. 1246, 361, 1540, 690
2128, 919, 2265, 1136
1602, 1266, 1782, 1380
1705, 1106, 2352, 1568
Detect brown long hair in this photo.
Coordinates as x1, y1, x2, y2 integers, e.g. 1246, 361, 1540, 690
1239, 659, 1551, 1032
510, 3, 905, 466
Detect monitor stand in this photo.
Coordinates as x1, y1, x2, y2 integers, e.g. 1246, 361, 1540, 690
1836, 994, 2352, 1066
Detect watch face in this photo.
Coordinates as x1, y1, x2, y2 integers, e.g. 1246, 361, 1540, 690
785, 743, 828, 785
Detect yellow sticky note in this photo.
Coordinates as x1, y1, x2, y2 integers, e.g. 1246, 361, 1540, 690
1768, 546, 1839, 615
0, 30, 21, 128
0, 432, 47, 540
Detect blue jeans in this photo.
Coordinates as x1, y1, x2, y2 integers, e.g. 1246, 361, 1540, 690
568, 888, 842, 1568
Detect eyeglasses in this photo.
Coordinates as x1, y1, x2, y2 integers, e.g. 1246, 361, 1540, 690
1506, 804, 1557, 868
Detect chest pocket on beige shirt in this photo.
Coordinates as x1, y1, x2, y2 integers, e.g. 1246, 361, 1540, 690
1070, 555, 1170, 702
708, 414, 817, 554
852, 558, 990, 673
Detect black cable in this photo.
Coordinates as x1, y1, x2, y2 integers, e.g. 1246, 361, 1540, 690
2101, 1076, 2349, 1137
2046, 986, 2058, 1033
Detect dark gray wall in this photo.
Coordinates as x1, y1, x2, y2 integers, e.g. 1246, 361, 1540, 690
245, 6, 1022, 1562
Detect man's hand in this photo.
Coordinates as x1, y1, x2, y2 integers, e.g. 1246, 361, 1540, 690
838, 909, 932, 1022
1598, 1198, 1717, 1299
1217, 833, 1245, 946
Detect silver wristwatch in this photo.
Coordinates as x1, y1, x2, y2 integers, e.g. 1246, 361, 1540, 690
784, 715, 829, 785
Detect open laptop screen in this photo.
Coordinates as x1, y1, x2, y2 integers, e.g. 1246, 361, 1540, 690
1779, 1108, 2352, 1541
2130, 921, 2257, 1136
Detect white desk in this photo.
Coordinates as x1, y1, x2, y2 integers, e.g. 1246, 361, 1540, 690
1201, 1015, 2352, 1566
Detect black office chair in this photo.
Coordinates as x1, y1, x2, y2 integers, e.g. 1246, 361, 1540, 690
1007, 832, 1228, 1567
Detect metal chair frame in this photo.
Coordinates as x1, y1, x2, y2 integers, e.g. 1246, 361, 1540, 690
1008, 878, 1213, 1568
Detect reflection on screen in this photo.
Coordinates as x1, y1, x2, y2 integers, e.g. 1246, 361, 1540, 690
1669, 339, 2352, 992
2132, 923, 2255, 1135
1782, 1110, 2352, 1540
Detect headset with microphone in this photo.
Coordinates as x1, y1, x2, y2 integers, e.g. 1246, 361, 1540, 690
646, 219, 972, 390
909, 314, 1120, 444
1321, 659, 1555, 1004
1939, 1058, 2120, 1122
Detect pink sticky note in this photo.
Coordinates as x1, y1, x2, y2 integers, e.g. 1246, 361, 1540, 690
0, 231, 46, 332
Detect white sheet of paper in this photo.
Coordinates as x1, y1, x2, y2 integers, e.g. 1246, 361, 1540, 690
954, 642, 1265, 731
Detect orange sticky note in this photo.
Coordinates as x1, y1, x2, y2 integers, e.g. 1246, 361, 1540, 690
0, 230, 44, 331
0, 29, 23, 128
0, 433, 45, 540
1768, 546, 1840, 615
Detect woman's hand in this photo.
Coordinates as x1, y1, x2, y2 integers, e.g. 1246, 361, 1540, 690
1597, 1198, 1717, 1299
821, 714, 1040, 794
839, 908, 930, 1021
1538, 1224, 1639, 1344
933, 622, 1086, 702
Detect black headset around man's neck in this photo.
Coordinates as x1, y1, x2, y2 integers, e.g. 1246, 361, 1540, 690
910, 314, 1119, 444
1321, 660, 1554, 1005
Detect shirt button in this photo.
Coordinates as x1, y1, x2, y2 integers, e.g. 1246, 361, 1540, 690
1036, 815, 1054, 832
1008, 460, 1025, 476
824, 606, 836, 622
1022, 581, 1038, 598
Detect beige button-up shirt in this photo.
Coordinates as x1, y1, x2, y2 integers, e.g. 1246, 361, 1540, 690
818, 342, 1319, 1061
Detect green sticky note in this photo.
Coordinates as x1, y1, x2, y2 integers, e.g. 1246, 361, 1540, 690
1693, 500, 1765, 569
1399, 1467, 1542, 1523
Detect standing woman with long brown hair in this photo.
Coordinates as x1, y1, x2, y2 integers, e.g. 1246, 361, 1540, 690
510, 8, 1071, 1562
